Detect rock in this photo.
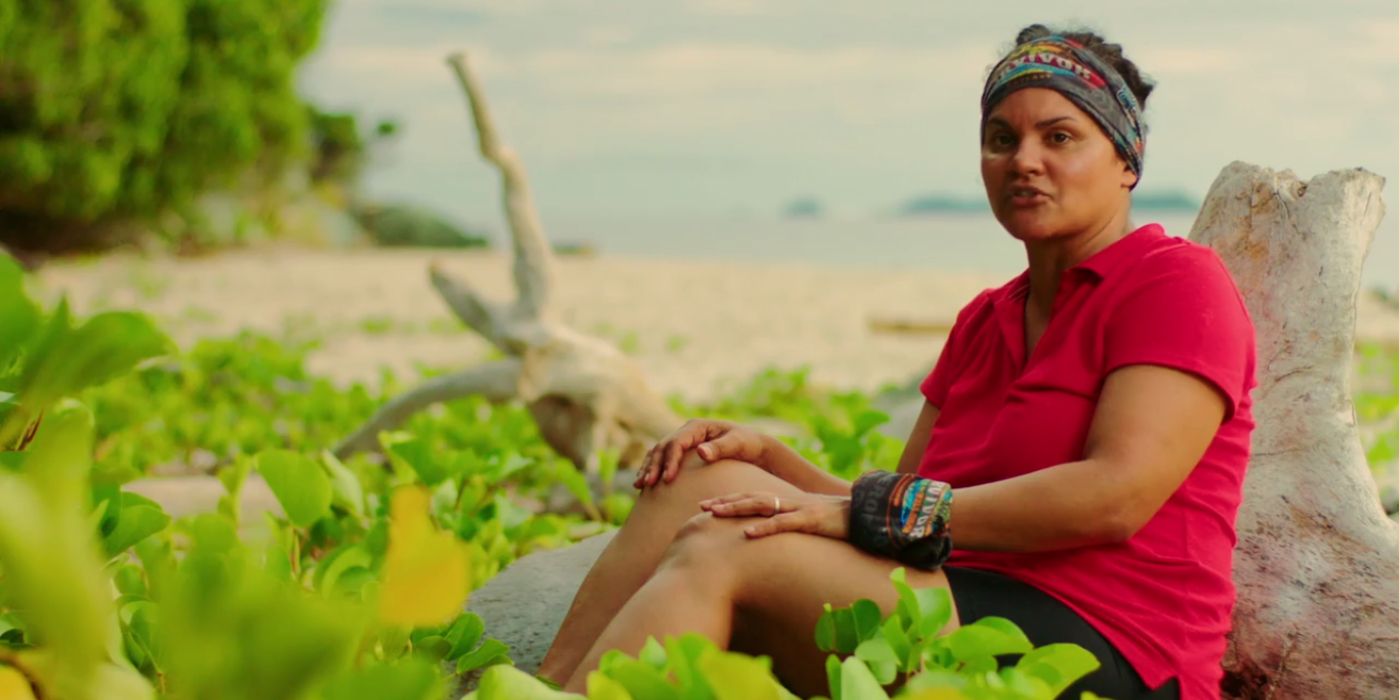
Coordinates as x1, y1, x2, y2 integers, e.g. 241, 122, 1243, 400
466, 530, 616, 675
1192, 163, 1397, 698
354, 203, 490, 248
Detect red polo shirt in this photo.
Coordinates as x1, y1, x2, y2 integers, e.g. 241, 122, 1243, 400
917, 223, 1256, 700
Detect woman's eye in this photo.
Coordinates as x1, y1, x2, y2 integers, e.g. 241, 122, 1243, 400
989, 133, 1014, 147
1050, 132, 1071, 144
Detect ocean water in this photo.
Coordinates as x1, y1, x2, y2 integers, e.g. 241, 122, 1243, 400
539, 212, 1399, 293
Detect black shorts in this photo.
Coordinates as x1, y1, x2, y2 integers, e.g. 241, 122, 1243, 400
944, 566, 1182, 699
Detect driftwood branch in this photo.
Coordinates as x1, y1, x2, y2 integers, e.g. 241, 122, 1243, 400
428, 260, 508, 347
334, 360, 522, 457
446, 51, 554, 321
337, 51, 682, 473
1193, 162, 1397, 699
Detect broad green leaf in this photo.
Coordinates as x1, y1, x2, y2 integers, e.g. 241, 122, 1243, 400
815, 603, 836, 651
838, 656, 889, 700
889, 571, 954, 641
377, 486, 472, 627
551, 460, 596, 515
1015, 643, 1100, 696
313, 544, 373, 598
586, 672, 633, 700
256, 450, 332, 528
819, 607, 859, 653
455, 638, 511, 674
943, 618, 1033, 662
119, 599, 160, 672
901, 670, 970, 694
897, 688, 969, 699
852, 409, 889, 435
597, 656, 674, 700
638, 637, 668, 669
320, 450, 365, 518
102, 492, 171, 557
850, 598, 883, 642
825, 654, 843, 700
994, 667, 1053, 697
476, 665, 582, 700
0, 256, 39, 367
698, 648, 783, 700
18, 308, 171, 415
322, 657, 443, 700
853, 637, 899, 685
444, 612, 486, 659
11, 649, 154, 700
385, 436, 451, 487
879, 615, 914, 673
216, 457, 253, 525
663, 634, 715, 696
0, 407, 115, 696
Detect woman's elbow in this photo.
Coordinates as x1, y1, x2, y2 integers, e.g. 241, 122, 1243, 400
1098, 499, 1155, 544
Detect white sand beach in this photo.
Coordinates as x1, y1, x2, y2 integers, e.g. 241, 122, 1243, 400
32, 247, 1399, 404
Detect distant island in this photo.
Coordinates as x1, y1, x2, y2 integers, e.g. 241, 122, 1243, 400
895, 188, 1200, 216
897, 194, 989, 216
783, 197, 824, 219
1131, 190, 1200, 211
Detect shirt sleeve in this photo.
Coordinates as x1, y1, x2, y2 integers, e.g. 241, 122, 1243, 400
920, 292, 989, 408
1102, 247, 1254, 422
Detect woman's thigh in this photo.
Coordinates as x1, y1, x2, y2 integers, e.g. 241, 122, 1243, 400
671, 516, 958, 697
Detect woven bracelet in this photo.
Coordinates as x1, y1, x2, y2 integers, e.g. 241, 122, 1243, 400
849, 470, 953, 571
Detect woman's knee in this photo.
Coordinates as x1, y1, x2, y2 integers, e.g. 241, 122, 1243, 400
656, 512, 750, 583
634, 457, 771, 511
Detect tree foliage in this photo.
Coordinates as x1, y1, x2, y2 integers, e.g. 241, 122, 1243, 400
0, 0, 328, 251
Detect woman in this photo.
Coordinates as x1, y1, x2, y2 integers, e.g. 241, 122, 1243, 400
538, 23, 1255, 700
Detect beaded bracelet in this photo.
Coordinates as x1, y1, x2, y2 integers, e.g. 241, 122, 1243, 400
849, 471, 953, 571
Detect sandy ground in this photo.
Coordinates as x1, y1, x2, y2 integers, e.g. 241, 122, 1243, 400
33, 247, 1399, 404
32, 248, 1006, 402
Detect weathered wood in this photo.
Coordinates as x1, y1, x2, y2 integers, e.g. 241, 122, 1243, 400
334, 52, 681, 470
1191, 162, 1397, 699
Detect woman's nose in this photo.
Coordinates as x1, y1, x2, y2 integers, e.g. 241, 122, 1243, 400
1009, 140, 1045, 175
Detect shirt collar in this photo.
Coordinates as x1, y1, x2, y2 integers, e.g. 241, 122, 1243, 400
997, 222, 1165, 303
1068, 222, 1166, 280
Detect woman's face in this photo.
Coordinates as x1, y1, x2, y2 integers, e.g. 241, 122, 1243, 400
980, 88, 1137, 243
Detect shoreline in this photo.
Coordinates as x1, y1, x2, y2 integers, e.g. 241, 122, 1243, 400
32, 248, 1399, 403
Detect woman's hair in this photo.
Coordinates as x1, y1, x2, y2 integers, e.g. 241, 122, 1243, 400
1006, 23, 1156, 111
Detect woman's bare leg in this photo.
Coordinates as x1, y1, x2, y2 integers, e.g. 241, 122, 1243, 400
561, 513, 961, 696
536, 457, 806, 684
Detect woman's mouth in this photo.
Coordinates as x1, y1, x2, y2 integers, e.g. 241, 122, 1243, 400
1008, 187, 1049, 208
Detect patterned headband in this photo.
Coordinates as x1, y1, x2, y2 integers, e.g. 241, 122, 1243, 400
980, 35, 1145, 181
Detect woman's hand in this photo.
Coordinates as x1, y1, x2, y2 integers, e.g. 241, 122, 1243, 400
700, 491, 851, 540
634, 419, 768, 490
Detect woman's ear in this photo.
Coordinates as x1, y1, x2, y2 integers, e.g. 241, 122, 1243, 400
1122, 163, 1139, 190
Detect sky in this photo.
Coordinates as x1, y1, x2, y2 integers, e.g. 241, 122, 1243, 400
298, 0, 1399, 288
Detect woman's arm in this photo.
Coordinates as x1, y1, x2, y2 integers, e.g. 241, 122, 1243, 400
948, 364, 1226, 551
761, 400, 941, 495
724, 365, 1226, 548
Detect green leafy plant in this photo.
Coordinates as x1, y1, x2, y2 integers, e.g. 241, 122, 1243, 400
465, 568, 1102, 700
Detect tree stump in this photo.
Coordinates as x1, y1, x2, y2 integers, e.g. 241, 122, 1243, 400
1190, 162, 1397, 698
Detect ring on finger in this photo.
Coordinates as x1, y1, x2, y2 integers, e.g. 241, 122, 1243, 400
773, 496, 781, 514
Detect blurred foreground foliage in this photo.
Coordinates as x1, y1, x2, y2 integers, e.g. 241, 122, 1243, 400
0, 0, 328, 252
1, 254, 1394, 698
